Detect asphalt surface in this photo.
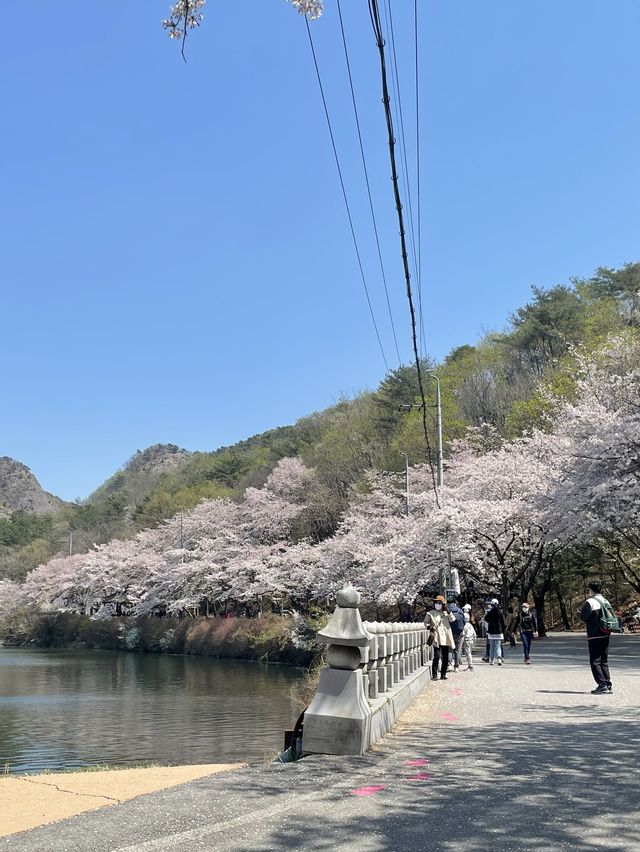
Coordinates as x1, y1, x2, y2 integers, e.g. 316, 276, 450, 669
4, 633, 640, 852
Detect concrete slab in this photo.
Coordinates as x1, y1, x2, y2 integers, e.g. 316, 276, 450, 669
0, 763, 244, 838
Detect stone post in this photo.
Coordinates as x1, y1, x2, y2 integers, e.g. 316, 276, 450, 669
303, 587, 372, 756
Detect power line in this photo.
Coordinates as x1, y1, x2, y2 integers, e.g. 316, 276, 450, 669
336, 0, 402, 367
383, 1, 420, 288
383, 0, 427, 361
367, 0, 440, 505
305, 16, 389, 373
414, 0, 427, 361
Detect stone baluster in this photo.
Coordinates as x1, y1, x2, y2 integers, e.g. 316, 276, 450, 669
402, 621, 413, 677
375, 623, 387, 695
406, 624, 415, 674
363, 621, 379, 700
384, 622, 394, 688
399, 624, 407, 679
392, 622, 401, 682
421, 625, 430, 668
411, 625, 419, 672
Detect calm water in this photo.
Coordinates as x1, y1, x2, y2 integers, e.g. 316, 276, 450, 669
0, 647, 303, 774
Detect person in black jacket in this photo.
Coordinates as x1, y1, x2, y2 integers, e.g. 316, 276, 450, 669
514, 602, 538, 664
485, 599, 506, 666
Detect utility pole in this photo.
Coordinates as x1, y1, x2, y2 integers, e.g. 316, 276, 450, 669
398, 373, 444, 489
380, 457, 410, 516
401, 453, 410, 516
428, 373, 444, 488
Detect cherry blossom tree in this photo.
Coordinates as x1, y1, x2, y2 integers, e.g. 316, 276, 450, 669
541, 335, 640, 591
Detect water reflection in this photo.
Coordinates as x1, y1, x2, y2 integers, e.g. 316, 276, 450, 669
0, 648, 302, 773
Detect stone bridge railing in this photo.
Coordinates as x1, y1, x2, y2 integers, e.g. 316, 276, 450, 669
303, 587, 432, 756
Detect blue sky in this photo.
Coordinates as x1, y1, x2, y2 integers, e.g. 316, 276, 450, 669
2, 0, 639, 501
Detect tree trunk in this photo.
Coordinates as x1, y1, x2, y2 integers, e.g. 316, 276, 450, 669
553, 580, 571, 631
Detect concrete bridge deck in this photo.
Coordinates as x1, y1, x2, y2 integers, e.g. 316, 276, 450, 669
3, 634, 639, 852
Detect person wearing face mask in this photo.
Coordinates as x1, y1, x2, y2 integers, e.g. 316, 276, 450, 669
515, 601, 538, 664
461, 611, 477, 671
424, 595, 456, 680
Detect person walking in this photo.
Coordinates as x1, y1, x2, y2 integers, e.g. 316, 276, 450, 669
481, 598, 492, 662
504, 606, 517, 648
461, 612, 476, 671
579, 581, 616, 695
515, 602, 537, 664
425, 595, 456, 680
485, 599, 506, 666
448, 597, 465, 672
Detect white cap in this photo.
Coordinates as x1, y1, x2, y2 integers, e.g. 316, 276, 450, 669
463, 604, 472, 611
490, 598, 499, 606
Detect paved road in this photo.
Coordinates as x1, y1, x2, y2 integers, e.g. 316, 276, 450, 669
4, 634, 640, 852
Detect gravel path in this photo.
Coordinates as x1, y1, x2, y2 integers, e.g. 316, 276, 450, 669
4, 633, 639, 851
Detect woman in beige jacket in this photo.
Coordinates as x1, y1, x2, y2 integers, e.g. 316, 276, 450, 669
425, 594, 456, 680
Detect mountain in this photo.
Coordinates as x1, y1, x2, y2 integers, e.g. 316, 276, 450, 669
87, 444, 191, 509
0, 457, 65, 516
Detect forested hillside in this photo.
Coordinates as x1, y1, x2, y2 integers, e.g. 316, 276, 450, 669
1, 262, 638, 637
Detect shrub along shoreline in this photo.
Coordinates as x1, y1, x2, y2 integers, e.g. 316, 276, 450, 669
0, 612, 319, 667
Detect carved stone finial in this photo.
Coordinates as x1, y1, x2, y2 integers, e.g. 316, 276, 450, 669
336, 585, 360, 608
316, 585, 370, 649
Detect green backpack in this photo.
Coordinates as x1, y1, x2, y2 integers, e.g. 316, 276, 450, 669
598, 598, 620, 634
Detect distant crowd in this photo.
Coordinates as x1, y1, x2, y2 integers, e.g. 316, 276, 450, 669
424, 581, 623, 694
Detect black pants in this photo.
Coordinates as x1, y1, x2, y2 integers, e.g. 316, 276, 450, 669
589, 636, 611, 687
432, 645, 450, 678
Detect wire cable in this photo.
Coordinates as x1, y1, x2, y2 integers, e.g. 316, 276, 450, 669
336, 0, 402, 367
383, 1, 420, 288
305, 16, 389, 373
367, 0, 440, 504
384, 0, 426, 361
414, 0, 427, 361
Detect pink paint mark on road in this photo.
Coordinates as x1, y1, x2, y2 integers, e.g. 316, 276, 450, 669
404, 759, 429, 767
406, 772, 432, 782
452, 688, 464, 696
441, 712, 459, 722
351, 785, 386, 797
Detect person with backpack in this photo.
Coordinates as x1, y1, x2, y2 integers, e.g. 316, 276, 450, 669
448, 597, 465, 672
579, 581, 618, 695
515, 602, 538, 664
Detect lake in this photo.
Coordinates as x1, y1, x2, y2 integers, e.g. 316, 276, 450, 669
0, 647, 303, 773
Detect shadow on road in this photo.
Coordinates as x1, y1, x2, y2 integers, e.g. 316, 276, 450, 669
239, 708, 640, 852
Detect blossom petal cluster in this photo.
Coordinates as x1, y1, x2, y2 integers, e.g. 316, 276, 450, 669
162, 0, 206, 40
288, 0, 324, 19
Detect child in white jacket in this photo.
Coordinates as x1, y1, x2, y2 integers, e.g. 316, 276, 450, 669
462, 613, 477, 671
